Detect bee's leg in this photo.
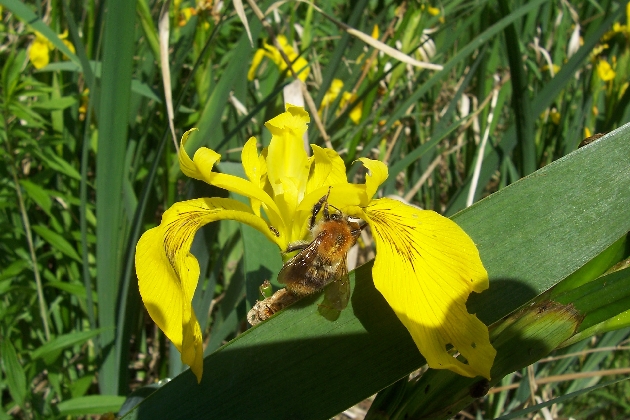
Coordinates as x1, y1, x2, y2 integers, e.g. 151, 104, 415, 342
309, 186, 332, 229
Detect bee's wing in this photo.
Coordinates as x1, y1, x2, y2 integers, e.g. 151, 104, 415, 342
277, 235, 323, 289
319, 256, 350, 321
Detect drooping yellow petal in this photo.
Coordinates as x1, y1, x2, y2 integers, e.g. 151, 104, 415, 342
241, 137, 261, 184
178, 129, 286, 245
136, 197, 281, 382
307, 144, 348, 192
363, 198, 496, 379
357, 158, 388, 203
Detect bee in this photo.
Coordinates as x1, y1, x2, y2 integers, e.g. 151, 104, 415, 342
247, 188, 365, 325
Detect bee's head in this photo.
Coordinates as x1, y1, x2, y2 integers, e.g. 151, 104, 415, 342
347, 217, 367, 238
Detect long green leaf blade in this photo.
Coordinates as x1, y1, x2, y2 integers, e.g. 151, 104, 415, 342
95, 0, 137, 395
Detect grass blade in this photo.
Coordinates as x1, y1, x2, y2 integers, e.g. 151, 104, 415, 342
95, 0, 137, 395
498, 1, 536, 176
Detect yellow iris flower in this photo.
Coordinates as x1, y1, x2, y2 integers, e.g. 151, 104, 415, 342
135, 105, 495, 383
28, 30, 76, 70
596, 59, 616, 82
247, 35, 310, 82
29, 32, 53, 69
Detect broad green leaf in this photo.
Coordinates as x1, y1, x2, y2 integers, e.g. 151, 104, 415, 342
56, 395, 126, 416
1, 340, 27, 409
32, 225, 81, 262
31, 96, 77, 110
20, 180, 52, 215
95, 0, 136, 395
555, 267, 630, 333
121, 123, 630, 419
551, 235, 627, 295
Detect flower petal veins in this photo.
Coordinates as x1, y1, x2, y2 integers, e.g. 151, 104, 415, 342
364, 198, 495, 379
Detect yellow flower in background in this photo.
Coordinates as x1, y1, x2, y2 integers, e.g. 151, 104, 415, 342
340, 92, 362, 124
319, 79, 363, 124
421, 4, 444, 23
29, 32, 53, 69
78, 88, 90, 121
584, 127, 592, 138
371, 24, 379, 40
135, 105, 496, 383
549, 109, 561, 125
596, 59, 615, 82
59, 30, 76, 58
179, 7, 196, 26
320, 79, 344, 109
541, 63, 561, 75
29, 30, 75, 69
427, 6, 440, 16
247, 35, 310, 82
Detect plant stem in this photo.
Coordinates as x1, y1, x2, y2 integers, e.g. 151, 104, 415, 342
2, 99, 51, 341
11, 166, 51, 341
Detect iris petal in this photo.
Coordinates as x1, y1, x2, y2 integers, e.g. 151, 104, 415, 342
136, 197, 282, 382
357, 158, 388, 203
265, 105, 310, 235
178, 130, 286, 246
364, 198, 496, 379
242, 137, 264, 217
308, 145, 349, 192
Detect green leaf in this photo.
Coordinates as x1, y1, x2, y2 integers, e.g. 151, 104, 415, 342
30, 329, 103, 365
1, 340, 27, 409
31, 96, 77, 110
555, 267, 630, 332
95, 0, 137, 395
56, 395, 126, 416
46, 280, 99, 303
120, 122, 630, 418
20, 180, 52, 215
39, 149, 82, 181
32, 225, 81, 262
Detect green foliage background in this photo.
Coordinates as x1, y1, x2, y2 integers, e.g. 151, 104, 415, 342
0, 0, 629, 419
